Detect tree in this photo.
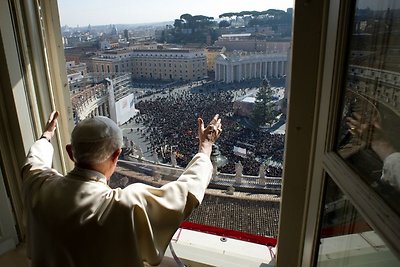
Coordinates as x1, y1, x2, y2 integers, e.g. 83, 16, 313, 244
252, 79, 276, 127
174, 19, 184, 29
219, 20, 231, 28
167, 13, 218, 44
180, 13, 193, 22
219, 12, 236, 19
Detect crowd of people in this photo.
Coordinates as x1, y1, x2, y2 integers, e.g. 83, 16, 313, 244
134, 80, 285, 177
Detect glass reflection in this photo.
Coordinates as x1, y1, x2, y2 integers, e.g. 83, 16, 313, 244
317, 177, 400, 266
336, 0, 400, 214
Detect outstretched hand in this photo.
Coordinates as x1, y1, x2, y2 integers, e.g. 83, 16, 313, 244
41, 111, 59, 141
197, 114, 222, 156
346, 112, 395, 161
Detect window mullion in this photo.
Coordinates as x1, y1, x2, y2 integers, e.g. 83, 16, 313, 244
323, 152, 400, 257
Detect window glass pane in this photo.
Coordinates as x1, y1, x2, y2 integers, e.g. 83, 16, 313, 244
317, 177, 400, 266
58, 0, 293, 246
336, 0, 400, 215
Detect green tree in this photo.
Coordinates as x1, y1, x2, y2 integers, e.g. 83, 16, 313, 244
165, 13, 218, 44
219, 12, 236, 19
252, 79, 276, 127
219, 20, 231, 28
174, 19, 184, 29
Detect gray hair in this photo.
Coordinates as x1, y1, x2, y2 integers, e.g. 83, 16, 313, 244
71, 116, 123, 165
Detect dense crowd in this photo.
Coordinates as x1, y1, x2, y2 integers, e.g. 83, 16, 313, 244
134, 80, 285, 177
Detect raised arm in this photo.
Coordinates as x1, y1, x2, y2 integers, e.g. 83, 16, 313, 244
197, 114, 222, 156
22, 111, 60, 185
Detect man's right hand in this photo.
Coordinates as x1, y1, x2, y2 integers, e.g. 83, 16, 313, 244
197, 114, 222, 156
41, 111, 59, 141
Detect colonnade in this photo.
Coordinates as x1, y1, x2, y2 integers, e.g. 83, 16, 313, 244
215, 54, 288, 83
74, 97, 110, 122
349, 65, 400, 113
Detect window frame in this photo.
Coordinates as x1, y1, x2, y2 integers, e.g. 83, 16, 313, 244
278, 0, 400, 266
0, 0, 74, 237
276, 0, 330, 265
3, 0, 399, 263
316, 0, 400, 259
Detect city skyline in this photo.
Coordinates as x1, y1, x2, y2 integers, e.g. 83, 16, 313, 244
58, 0, 294, 27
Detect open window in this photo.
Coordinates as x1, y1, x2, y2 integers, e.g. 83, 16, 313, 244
277, 0, 400, 266
2, 0, 399, 266
56, 1, 293, 265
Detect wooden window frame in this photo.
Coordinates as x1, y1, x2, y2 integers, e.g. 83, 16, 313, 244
0, 0, 74, 238
277, 0, 400, 266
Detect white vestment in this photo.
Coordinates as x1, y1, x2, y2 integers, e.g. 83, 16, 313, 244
22, 139, 212, 267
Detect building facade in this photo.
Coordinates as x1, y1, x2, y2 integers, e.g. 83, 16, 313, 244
215, 52, 288, 83
130, 49, 206, 81
204, 46, 225, 75
214, 33, 290, 53
91, 48, 207, 81
92, 49, 135, 78
70, 74, 137, 124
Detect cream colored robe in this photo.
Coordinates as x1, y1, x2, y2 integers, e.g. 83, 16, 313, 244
22, 139, 212, 267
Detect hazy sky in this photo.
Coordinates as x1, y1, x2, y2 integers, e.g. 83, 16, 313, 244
57, 0, 294, 26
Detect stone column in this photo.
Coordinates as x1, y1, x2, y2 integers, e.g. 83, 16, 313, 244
248, 63, 251, 79
228, 64, 232, 83
103, 103, 107, 117
276, 61, 280, 77
99, 103, 104, 116
224, 65, 227, 82
282, 61, 287, 76
262, 62, 266, 78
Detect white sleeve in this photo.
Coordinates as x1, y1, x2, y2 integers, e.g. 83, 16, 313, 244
21, 138, 60, 199
24, 138, 54, 169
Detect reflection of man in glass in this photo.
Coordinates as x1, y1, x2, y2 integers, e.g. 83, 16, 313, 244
347, 112, 400, 189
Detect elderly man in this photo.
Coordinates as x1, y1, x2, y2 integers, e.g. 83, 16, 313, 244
22, 111, 222, 267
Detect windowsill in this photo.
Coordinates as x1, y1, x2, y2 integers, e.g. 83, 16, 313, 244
0, 243, 28, 267
0, 228, 277, 267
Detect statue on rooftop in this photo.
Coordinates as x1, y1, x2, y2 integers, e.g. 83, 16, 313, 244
235, 161, 243, 184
